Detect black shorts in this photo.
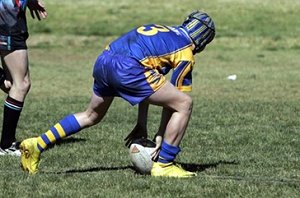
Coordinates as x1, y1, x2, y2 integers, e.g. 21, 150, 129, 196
0, 32, 28, 51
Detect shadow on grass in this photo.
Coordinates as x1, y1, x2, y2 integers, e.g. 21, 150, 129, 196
41, 160, 300, 184
56, 137, 87, 145
50, 165, 135, 174
48, 160, 238, 175
46, 137, 87, 150
178, 160, 239, 172
42, 138, 239, 175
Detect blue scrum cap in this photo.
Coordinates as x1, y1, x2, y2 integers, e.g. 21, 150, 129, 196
182, 11, 215, 53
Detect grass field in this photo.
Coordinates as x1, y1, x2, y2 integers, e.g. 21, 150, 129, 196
0, 0, 299, 197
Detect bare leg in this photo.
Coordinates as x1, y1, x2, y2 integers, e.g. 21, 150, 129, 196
75, 93, 114, 128
1, 50, 30, 101
35, 93, 114, 152
147, 81, 196, 177
20, 93, 114, 173
146, 81, 193, 146
0, 50, 30, 150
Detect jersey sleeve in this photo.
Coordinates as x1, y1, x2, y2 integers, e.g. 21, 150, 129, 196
170, 61, 193, 92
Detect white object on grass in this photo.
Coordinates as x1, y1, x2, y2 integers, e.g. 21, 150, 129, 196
227, 74, 237, 80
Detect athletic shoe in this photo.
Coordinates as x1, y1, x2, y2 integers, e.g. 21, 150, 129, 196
20, 138, 41, 174
151, 162, 197, 178
0, 142, 21, 156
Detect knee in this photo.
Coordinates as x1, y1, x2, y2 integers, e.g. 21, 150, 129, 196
14, 78, 31, 95
23, 79, 31, 93
180, 94, 193, 114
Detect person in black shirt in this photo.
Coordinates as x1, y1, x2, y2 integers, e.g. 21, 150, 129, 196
0, 0, 47, 156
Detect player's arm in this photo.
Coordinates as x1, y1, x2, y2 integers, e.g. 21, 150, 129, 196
148, 107, 171, 160
124, 101, 149, 147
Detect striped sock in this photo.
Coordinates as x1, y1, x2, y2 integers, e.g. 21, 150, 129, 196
158, 140, 181, 164
37, 114, 81, 152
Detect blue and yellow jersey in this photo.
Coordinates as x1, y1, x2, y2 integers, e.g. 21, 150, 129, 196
107, 24, 195, 92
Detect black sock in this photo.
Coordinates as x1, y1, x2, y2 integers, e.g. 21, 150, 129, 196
0, 96, 23, 149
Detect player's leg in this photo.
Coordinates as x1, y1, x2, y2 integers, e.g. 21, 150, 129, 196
0, 50, 29, 104
20, 93, 114, 174
146, 81, 196, 177
0, 50, 30, 156
147, 81, 192, 146
37, 94, 114, 152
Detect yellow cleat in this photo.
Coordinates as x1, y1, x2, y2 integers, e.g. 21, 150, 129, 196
151, 162, 197, 178
20, 138, 41, 174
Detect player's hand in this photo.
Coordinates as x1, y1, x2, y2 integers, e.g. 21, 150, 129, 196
151, 135, 162, 161
27, 0, 47, 20
124, 124, 147, 148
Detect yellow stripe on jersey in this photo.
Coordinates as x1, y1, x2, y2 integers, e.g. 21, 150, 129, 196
141, 47, 194, 91
178, 85, 192, 92
140, 46, 194, 70
144, 70, 166, 91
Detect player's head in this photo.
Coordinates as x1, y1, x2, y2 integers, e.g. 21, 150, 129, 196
182, 10, 215, 54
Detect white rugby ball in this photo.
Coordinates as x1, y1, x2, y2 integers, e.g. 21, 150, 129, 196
129, 138, 156, 174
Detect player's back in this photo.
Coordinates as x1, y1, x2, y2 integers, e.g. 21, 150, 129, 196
107, 24, 193, 68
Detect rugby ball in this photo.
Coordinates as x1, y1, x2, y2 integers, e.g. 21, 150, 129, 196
129, 138, 156, 174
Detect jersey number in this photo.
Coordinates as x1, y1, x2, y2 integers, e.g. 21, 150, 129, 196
137, 25, 169, 36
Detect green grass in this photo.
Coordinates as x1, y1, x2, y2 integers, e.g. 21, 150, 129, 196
0, 0, 300, 197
